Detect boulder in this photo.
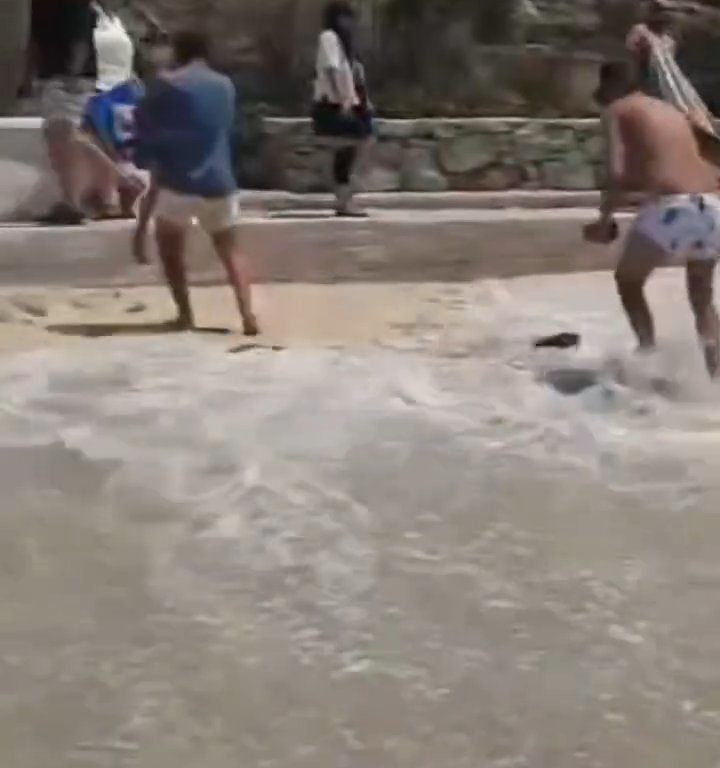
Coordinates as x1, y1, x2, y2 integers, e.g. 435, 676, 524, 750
359, 166, 401, 193
400, 147, 448, 192
449, 163, 523, 191
540, 151, 595, 190
438, 133, 507, 174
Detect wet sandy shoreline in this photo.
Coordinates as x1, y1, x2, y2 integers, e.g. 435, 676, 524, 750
0, 282, 471, 357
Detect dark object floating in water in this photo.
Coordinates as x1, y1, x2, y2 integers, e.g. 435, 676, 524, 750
534, 333, 581, 350
543, 365, 678, 398
543, 367, 598, 395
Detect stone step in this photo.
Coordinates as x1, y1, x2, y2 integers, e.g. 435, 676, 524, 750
248, 190, 604, 212
0, 207, 625, 288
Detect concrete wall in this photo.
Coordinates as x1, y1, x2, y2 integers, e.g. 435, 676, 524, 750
0, 118, 58, 220
257, 117, 604, 193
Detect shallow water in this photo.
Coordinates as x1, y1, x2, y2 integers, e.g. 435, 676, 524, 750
3, 272, 720, 767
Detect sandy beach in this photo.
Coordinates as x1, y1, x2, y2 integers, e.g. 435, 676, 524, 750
0, 282, 467, 356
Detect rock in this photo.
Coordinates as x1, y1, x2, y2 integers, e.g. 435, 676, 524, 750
438, 133, 507, 174
372, 140, 404, 169
450, 164, 523, 191
284, 165, 329, 193
358, 166, 401, 193
541, 152, 595, 189
126, 302, 147, 314
540, 125, 579, 156
582, 132, 604, 160
377, 120, 417, 140
400, 148, 448, 192
513, 123, 552, 164
403, 167, 448, 193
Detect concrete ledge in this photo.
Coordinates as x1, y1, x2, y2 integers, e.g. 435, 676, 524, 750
250, 190, 604, 211
0, 208, 626, 288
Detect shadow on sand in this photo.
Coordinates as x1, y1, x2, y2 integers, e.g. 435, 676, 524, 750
229, 342, 286, 354
267, 211, 337, 221
47, 322, 233, 339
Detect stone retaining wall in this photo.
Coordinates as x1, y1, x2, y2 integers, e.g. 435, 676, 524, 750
257, 118, 604, 193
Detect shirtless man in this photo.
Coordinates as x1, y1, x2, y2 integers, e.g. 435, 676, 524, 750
584, 61, 720, 377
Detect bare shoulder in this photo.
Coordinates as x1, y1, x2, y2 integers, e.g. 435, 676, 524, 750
604, 99, 628, 121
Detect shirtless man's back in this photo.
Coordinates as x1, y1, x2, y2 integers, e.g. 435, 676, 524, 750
610, 93, 716, 196
584, 61, 720, 377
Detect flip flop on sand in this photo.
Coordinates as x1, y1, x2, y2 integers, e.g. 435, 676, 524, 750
534, 333, 581, 350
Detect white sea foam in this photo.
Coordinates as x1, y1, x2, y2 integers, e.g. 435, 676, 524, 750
3, 272, 720, 765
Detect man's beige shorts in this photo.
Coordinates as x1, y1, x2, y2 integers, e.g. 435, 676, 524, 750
155, 189, 241, 234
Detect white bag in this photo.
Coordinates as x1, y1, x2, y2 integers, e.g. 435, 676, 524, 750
649, 39, 716, 135
93, 3, 135, 91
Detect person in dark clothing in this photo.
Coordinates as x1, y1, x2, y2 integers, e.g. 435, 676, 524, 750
29, 0, 139, 224
311, 1, 374, 217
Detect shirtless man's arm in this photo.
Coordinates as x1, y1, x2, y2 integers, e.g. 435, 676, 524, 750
600, 109, 625, 221
584, 109, 624, 243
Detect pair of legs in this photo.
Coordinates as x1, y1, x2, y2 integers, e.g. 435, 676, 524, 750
44, 120, 138, 223
82, 135, 145, 219
154, 216, 258, 335
132, 177, 159, 265
615, 229, 720, 376
332, 140, 371, 215
312, 102, 373, 216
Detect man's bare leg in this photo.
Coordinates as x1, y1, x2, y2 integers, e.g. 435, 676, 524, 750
80, 139, 118, 213
133, 179, 159, 265
211, 226, 259, 335
615, 230, 662, 350
686, 259, 720, 377
155, 218, 194, 329
45, 122, 85, 217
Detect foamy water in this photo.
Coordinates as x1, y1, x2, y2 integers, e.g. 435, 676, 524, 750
3, 272, 720, 767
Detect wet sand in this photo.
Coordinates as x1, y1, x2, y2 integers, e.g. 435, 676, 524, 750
0, 282, 466, 356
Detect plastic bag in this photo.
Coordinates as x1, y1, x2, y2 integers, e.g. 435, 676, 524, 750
93, 3, 135, 92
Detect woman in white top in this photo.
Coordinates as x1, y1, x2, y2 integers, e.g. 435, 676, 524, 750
311, 1, 374, 217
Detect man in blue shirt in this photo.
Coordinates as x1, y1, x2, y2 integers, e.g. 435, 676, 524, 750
135, 31, 258, 334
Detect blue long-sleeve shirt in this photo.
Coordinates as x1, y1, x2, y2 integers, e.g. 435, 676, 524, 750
135, 62, 238, 198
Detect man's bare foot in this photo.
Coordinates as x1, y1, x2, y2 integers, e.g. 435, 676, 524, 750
703, 341, 719, 379
168, 314, 195, 332
242, 313, 260, 336
119, 183, 143, 217
635, 342, 656, 356
132, 231, 150, 265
